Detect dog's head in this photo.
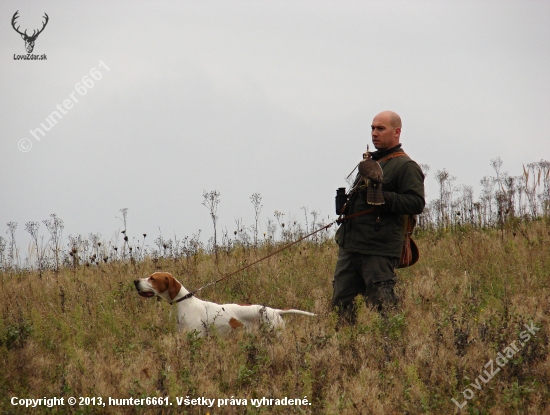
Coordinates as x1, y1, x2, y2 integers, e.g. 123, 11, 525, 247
134, 272, 183, 302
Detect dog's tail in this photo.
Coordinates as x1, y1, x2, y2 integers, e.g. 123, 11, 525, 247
277, 309, 316, 317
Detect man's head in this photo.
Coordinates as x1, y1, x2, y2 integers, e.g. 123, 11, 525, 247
371, 111, 402, 151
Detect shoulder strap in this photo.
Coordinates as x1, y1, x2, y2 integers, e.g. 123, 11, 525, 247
377, 152, 409, 163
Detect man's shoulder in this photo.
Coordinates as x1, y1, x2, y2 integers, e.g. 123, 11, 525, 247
381, 151, 424, 180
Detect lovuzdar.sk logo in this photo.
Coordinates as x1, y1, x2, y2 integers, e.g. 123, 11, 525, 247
12, 10, 48, 60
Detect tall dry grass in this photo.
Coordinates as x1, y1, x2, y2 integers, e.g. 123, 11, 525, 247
1, 219, 549, 414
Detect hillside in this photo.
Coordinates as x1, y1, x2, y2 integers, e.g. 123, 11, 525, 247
1, 219, 549, 414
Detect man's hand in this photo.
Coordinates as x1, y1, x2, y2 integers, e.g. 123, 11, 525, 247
378, 191, 394, 211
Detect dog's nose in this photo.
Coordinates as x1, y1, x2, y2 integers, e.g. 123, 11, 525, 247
133, 280, 140, 289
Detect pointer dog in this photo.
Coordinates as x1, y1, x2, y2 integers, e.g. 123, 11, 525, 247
134, 272, 315, 337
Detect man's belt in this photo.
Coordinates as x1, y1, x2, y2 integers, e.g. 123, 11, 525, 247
336, 208, 376, 224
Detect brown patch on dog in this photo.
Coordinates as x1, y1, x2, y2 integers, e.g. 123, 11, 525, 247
166, 274, 182, 300
148, 272, 169, 293
229, 317, 243, 329
147, 272, 182, 299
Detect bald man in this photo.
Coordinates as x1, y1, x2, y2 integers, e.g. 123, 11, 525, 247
332, 111, 425, 323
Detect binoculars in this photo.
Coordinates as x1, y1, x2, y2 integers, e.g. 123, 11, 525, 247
335, 187, 347, 215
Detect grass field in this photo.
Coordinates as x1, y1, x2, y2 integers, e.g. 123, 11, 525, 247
1, 219, 549, 414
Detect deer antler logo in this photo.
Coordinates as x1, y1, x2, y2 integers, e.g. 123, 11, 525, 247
11, 11, 49, 54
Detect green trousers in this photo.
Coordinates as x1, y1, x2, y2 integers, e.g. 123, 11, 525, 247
331, 249, 399, 323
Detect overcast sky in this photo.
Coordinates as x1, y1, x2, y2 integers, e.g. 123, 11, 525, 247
1, 1, 549, 252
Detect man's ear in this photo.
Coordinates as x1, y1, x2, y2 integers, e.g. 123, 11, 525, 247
167, 275, 182, 300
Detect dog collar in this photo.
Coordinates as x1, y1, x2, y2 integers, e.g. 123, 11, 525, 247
171, 291, 194, 305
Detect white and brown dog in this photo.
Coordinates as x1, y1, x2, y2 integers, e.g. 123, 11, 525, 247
134, 272, 315, 337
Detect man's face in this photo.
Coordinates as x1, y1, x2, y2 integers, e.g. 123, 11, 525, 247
371, 114, 401, 151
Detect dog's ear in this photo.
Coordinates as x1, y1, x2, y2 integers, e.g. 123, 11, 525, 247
166, 275, 182, 300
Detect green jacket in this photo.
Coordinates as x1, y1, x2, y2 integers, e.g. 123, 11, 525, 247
336, 145, 425, 258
